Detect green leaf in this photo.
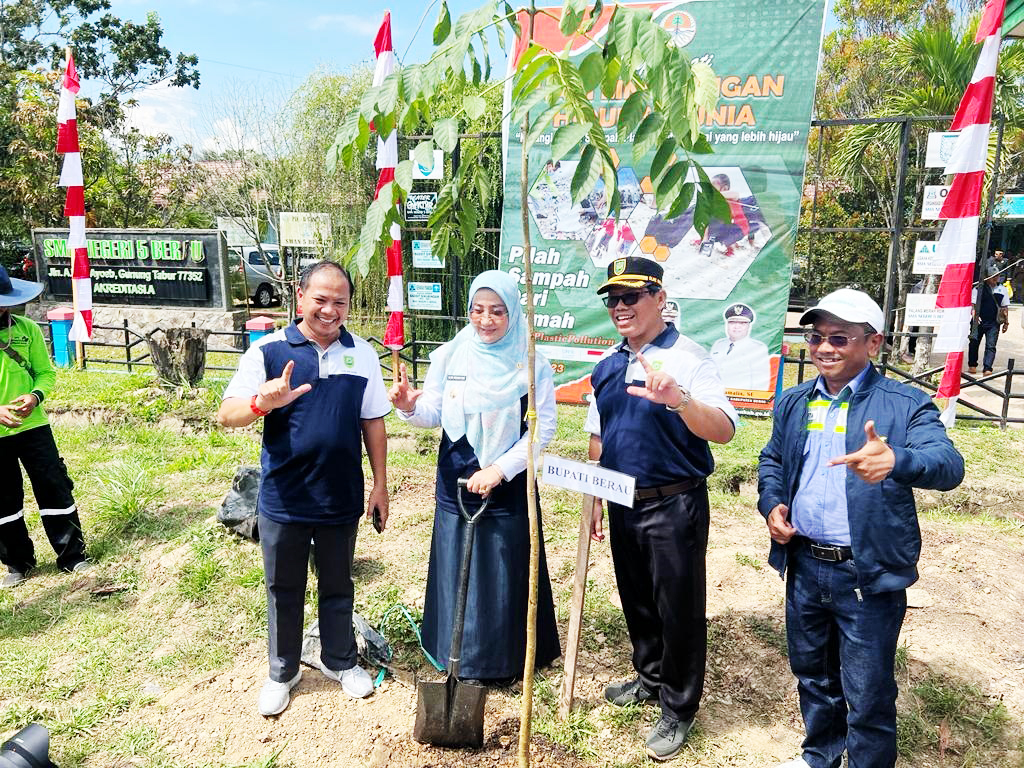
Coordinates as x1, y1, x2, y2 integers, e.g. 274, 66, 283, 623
690, 134, 713, 154
354, 190, 391, 277
600, 56, 621, 99
524, 103, 563, 153
583, 0, 604, 34
691, 58, 718, 114
395, 160, 414, 194
709, 185, 733, 222
559, 0, 587, 36
570, 143, 601, 202
632, 112, 663, 163
665, 182, 694, 220
464, 93, 486, 120
433, 2, 452, 45
510, 82, 558, 128
617, 91, 646, 141
578, 51, 603, 93
413, 140, 435, 170
434, 117, 460, 153
376, 72, 400, 115
474, 165, 491, 209
550, 122, 590, 163
431, 225, 451, 267
649, 137, 675, 185
457, 201, 479, 249
655, 160, 688, 212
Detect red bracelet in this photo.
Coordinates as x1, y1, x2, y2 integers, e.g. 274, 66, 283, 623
250, 395, 269, 417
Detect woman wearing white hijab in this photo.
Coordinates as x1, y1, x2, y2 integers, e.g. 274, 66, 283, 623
391, 270, 560, 682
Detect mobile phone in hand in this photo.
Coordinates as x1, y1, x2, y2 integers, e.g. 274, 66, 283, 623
372, 505, 383, 534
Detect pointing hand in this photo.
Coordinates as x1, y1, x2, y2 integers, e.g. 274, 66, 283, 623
828, 420, 894, 484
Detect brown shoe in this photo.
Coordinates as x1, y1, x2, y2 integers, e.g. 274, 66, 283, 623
983, 369, 993, 376
968, 366, 978, 374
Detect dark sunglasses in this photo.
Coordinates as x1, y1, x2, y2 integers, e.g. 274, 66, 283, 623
602, 290, 652, 308
804, 331, 860, 348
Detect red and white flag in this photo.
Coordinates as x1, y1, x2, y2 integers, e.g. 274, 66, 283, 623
372, 11, 405, 350
932, 0, 1005, 427
57, 51, 92, 341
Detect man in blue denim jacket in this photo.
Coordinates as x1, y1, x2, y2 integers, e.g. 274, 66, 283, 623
758, 289, 964, 768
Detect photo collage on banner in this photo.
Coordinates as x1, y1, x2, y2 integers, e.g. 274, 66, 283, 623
499, 0, 828, 411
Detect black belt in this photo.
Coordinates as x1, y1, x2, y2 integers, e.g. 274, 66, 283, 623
796, 537, 853, 563
634, 478, 704, 501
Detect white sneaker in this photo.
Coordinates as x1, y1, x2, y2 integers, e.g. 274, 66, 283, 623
257, 670, 302, 716
775, 758, 812, 768
321, 662, 374, 699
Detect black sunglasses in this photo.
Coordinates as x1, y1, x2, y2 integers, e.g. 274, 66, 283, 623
804, 331, 860, 348
602, 290, 653, 308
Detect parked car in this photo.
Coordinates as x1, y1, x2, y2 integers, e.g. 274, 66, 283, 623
229, 246, 282, 308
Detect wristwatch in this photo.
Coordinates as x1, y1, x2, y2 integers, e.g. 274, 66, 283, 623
665, 386, 691, 413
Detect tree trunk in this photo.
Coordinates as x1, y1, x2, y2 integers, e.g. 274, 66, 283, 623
146, 327, 211, 386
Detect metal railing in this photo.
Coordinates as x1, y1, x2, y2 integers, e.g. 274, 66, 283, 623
784, 349, 1022, 428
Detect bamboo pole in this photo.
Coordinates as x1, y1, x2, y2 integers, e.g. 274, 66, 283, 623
557, 492, 594, 719
517, 4, 539, 766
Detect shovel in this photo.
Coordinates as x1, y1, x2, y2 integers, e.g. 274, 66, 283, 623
413, 478, 490, 748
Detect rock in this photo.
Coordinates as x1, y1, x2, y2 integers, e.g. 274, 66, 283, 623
906, 588, 933, 608
368, 743, 390, 767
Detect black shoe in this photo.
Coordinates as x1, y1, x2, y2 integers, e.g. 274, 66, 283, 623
604, 677, 657, 706
645, 715, 693, 761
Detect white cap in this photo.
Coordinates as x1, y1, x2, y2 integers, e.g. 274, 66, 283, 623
799, 289, 884, 334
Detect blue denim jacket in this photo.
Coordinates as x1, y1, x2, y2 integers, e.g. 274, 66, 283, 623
757, 365, 965, 594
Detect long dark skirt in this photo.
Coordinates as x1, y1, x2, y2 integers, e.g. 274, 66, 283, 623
421, 503, 561, 680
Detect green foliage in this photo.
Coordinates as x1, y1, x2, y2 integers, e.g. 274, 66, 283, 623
0, 3, 200, 250
327, 0, 728, 272
93, 459, 165, 537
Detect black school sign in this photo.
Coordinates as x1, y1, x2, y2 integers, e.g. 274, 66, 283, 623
32, 229, 231, 310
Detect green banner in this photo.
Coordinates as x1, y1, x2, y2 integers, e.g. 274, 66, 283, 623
500, 0, 827, 409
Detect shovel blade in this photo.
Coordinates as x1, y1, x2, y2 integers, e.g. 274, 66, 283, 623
413, 677, 487, 748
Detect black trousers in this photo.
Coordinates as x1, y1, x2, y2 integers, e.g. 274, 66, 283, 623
0, 424, 86, 573
608, 483, 709, 722
259, 514, 359, 682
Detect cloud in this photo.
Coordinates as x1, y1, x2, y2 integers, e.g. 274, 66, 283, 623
122, 84, 200, 142
308, 13, 381, 36
200, 117, 262, 154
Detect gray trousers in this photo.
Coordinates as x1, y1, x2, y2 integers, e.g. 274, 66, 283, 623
259, 514, 359, 682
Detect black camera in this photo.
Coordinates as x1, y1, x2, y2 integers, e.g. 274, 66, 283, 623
0, 724, 57, 768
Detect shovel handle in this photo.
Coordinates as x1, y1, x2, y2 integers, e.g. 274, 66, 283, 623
455, 477, 491, 522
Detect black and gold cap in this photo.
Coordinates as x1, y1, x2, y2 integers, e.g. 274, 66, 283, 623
723, 303, 754, 322
596, 256, 664, 294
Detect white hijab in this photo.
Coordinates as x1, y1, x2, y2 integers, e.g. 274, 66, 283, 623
433, 270, 528, 467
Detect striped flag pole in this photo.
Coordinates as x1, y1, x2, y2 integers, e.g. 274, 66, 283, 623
932, 0, 1006, 428
372, 11, 405, 379
57, 48, 92, 349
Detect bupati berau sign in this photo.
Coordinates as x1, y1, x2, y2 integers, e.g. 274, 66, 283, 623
32, 229, 231, 310
500, 0, 827, 410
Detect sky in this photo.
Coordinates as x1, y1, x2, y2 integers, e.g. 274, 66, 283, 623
105, 0, 496, 150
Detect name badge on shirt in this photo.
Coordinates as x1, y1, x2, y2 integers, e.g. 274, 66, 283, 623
446, 375, 467, 381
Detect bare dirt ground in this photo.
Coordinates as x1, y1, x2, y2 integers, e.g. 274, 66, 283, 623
123, 474, 1024, 768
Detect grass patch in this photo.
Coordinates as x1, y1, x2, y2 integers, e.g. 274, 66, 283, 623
742, 615, 788, 655
533, 675, 600, 760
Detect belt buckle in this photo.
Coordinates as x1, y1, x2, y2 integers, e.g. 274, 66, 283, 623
809, 543, 842, 562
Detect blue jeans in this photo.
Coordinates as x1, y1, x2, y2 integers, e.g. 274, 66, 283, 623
967, 322, 999, 371
786, 546, 907, 768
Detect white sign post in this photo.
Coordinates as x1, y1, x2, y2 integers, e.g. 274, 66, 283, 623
925, 131, 960, 168
408, 282, 442, 310
921, 186, 951, 220
410, 149, 445, 180
905, 293, 944, 327
912, 241, 944, 275
216, 216, 258, 247
279, 212, 331, 248
541, 454, 637, 720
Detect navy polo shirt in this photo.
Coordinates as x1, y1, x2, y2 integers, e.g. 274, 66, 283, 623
223, 321, 390, 525
585, 324, 737, 487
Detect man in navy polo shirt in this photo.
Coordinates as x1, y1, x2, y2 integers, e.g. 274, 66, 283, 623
758, 289, 963, 768
584, 256, 737, 761
218, 261, 390, 716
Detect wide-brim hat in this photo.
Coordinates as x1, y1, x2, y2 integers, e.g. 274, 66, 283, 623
0, 265, 43, 307
596, 256, 664, 294
799, 288, 884, 334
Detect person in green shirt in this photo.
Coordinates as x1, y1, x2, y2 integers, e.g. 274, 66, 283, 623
0, 265, 89, 587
